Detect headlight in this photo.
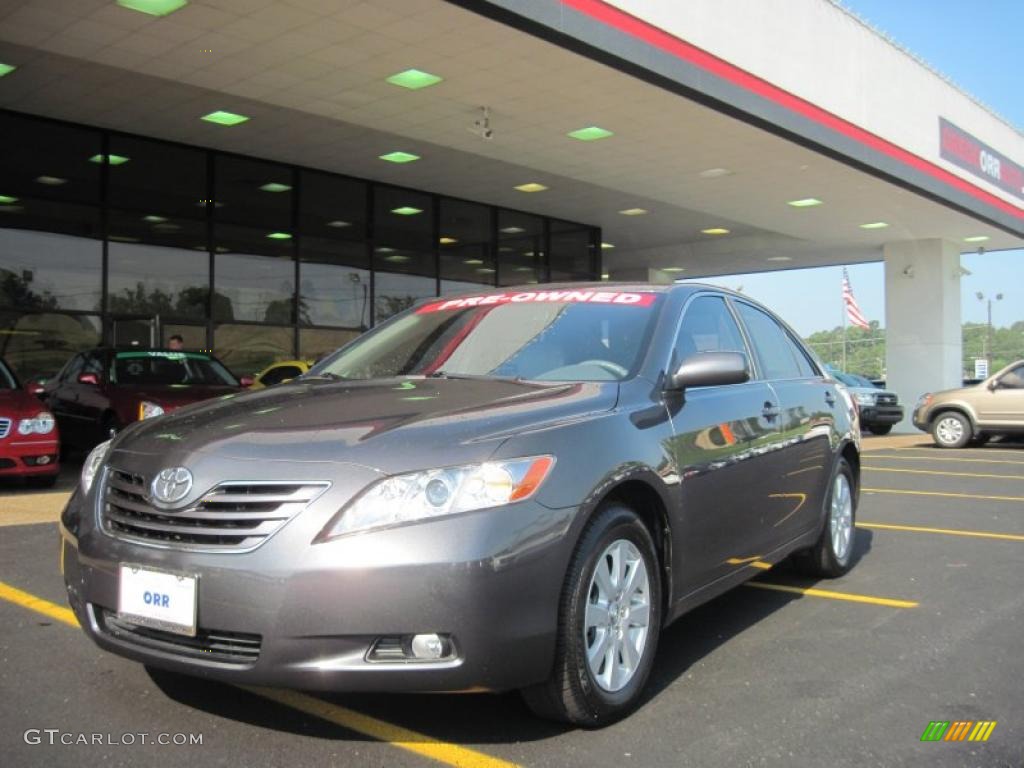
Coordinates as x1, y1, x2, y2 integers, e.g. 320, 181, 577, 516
318, 455, 555, 540
854, 393, 877, 406
81, 439, 112, 495
138, 400, 165, 420
915, 393, 933, 409
17, 411, 56, 435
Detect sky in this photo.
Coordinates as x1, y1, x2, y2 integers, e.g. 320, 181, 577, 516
687, 0, 1022, 337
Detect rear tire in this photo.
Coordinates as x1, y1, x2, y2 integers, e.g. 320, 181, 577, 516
521, 503, 662, 727
867, 424, 892, 435
931, 411, 971, 449
794, 458, 856, 578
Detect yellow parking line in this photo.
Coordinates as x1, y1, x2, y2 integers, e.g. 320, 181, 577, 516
0, 580, 521, 768
863, 466, 1023, 480
0, 581, 79, 627
858, 522, 1024, 542
745, 581, 918, 608
866, 454, 1024, 466
862, 487, 1024, 502
247, 688, 519, 768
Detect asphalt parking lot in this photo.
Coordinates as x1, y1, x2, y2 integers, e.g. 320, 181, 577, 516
1, 436, 1021, 767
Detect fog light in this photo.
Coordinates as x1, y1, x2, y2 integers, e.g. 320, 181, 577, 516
411, 633, 444, 660
36, 455, 51, 465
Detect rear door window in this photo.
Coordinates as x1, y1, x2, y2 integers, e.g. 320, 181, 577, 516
734, 302, 807, 380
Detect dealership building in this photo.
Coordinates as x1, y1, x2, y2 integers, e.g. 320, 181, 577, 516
1, 0, 1022, 425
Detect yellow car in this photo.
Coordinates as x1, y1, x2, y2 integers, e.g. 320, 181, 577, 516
246, 359, 313, 389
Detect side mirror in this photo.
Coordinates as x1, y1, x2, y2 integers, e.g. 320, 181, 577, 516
78, 372, 100, 386
239, 375, 255, 387
669, 351, 750, 391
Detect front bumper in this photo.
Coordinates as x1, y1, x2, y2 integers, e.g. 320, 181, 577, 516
61, 465, 577, 693
0, 436, 59, 478
858, 405, 904, 426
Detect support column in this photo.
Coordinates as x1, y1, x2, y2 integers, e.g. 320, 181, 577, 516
884, 239, 962, 432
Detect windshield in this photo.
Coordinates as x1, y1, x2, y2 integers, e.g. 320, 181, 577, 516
0, 359, 16, 389
315, 289, 664, 382
112, 351, 239, 387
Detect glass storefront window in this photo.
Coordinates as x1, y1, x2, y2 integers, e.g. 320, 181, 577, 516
108, 136, 207, 218
299, 262, 370, 330
0, 311, 102, 382
0, 228, 102, 312
214, 323, 294, 377
213, 225, 295, 324
497, 209, 545, 286
550, 220, 598, 281
0, 112, 101, 206
373, 186, 435, 322
107, 211, 209, 321
215, 155, 293, 230
299, 327, 360, 363
439, 199, 494, 286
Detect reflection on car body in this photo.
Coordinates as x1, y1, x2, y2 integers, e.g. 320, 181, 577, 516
61, 283, 860, 726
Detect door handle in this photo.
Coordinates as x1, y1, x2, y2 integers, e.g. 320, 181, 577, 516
762, 402, 780, 420
825, 391, 836, 407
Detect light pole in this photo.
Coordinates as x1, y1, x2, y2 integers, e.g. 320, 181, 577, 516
975, 291, 1003, 367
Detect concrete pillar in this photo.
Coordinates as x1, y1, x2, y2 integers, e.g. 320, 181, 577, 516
884, 239, 962, 432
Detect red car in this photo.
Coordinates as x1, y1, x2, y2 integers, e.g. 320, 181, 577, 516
44, 348, 243, 450
0, 357, 60, 487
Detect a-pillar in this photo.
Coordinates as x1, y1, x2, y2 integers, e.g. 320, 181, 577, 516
884, 239, 962, 432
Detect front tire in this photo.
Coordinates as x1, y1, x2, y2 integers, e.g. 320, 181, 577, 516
931, 411, 971, 448
795, 458, 856, 578
522, 503, 662, 727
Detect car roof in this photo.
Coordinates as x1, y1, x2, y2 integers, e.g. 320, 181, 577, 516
422, 281, 734, 300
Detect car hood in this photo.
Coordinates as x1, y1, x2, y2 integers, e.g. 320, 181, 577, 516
116, 385, 241, 407
113, 377, 618, 474
0, 388, 48, 418
845, 385, 898, 398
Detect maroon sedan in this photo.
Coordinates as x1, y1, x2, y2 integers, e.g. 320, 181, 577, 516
0, 357, 60, 487
45, 348, 242, 450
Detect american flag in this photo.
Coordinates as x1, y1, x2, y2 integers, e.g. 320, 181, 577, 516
842, 268, 870, 330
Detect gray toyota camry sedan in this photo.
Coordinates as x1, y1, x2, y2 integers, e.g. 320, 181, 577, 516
61, 283, 860, 726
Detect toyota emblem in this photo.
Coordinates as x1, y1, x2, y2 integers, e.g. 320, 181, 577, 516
151, 467, 193, 505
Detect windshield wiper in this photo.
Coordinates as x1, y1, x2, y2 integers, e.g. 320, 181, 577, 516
302, 371, 346, 381
428, 370, 520, 382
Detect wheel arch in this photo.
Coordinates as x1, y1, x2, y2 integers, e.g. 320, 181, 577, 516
929, 403, 978, 429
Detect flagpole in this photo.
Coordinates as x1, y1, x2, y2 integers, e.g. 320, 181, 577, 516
841, 271, 848, 371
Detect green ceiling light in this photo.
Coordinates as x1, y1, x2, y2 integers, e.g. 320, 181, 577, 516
463, 259, 484, 265
384, 254, 410, 263
514, 182, 548, 193
701, 228, 730, 235
859, 221, 889, 230
143, 215, 168, 223
500, 226, 525, 234
379, 151, 420, 164
260, 182, 291, 193
386, 69, 443, 90
390, 206, 422, 215
116, 0, 188, 17
326, 220, 350, 228
662, 267, 686, 273
35, 175, 67, 186
439, 237, 458, 245
618, 207, 647, 216
201, 110, 250, 126
0, 195, 18, 204
567, 126, 614, 141
601, 273, 610, 280
266, 232, 292, 240
787, 197, 822, 208
600, 242, 615, 249
89, 154, 130, 165
0, 62, 16, 77
963, 235, 990, 243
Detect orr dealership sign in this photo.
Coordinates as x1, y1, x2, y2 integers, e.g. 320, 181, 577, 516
939, 118, 1024, 201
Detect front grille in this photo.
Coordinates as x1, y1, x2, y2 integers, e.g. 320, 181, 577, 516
876, 394, 898, 405
96, 606, 261, 665
0, 418, 11, 438
0, 457, 15, 469
101, 468, 328, 552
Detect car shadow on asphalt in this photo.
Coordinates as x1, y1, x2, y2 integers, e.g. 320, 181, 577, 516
147, 528, 875, 743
